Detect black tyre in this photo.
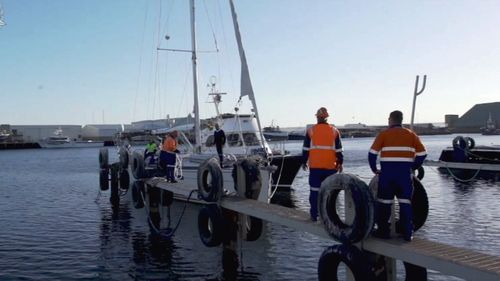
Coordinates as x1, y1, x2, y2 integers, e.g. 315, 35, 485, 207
318, 244, 376, 281
132, 151, 146, 179
318, 173, 375, 244
232, 158, 262, 199
452, 136, 467, 150
119, 147, 129, 169
99, 148, 108, 169
197, 158, 223, 202
464, 137, 475, 150
131, 181, 145, 209
416, 166, 425, 180
198, 204, 224, 247
243, 216, 263, 242
119, 170, 130, 190
161, 190, 173, 207
99, 169, 109, 191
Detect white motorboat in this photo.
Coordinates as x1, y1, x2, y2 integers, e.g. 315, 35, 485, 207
39, 128, 103, 148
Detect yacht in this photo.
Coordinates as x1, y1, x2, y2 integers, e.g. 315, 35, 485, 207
39, 128, 104, 148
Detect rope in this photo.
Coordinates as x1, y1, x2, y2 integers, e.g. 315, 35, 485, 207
444, 165, 482, 183
140, 188, 197, 240
268, 154, 286, 200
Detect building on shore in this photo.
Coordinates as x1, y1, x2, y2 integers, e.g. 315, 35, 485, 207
446, 102, 500, 133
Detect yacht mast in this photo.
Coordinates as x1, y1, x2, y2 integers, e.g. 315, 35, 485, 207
190, 0, 201, 151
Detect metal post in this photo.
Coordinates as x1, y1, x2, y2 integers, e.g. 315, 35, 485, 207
410, 75, 427, 130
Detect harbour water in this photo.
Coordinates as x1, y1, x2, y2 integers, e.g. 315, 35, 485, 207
1, 134, 499, 280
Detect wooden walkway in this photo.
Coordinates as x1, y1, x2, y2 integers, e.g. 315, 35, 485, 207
146, 177, 500, 281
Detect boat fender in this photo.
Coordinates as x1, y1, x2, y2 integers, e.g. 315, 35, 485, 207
99, 148, 108, 169
132, 151, 147, 179
416, 166, 425, 180
452, 136, 467, 150
318, 173, 375, 244
131, 181, 145, 209
318, 244, 376, 281
464, 137, 475, 150
370, 175, 429, 232
161, 190, 173, 207
99, 169, 109, 191
198, 204, 224, 247
119, 147, 129, 169
119, 169, 130, 190
197, 158, 223, 202
232, 158, 262, 199
243, 215, 263, 242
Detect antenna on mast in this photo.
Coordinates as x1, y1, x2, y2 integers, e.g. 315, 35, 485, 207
207, 76, 227, 122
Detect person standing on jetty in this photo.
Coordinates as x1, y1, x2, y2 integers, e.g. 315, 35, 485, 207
144, 139, 158, 164
160, 131, 180, 183
369, 110, 427, 242
213, 123, 226, 166
302, 107, 344, 222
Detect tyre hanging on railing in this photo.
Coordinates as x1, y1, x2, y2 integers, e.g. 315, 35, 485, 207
197, 157, 223, 202
318, 173, 375, 244
119, 169, 130, 190
119, 147, 129, 170
99, 148, 108, 169
318, 244, 376, 281
132, 151, 147, 179
131, 180, 145, 209
99, 169, 109, 191
232, 158, 262, 200
198, 204, 224, 247
369, 175, 429, 232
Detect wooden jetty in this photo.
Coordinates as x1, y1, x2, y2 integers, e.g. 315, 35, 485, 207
144, 176, 500, 281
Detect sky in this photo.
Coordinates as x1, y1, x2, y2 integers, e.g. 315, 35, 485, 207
1, 0, 500, 128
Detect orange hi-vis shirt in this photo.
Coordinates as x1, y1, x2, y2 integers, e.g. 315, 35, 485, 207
369, 126, 426, 163
162, 136, 177, 153
306, 123, 342, 169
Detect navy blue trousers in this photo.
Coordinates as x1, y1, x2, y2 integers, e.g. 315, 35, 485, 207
309, 168, 337, 221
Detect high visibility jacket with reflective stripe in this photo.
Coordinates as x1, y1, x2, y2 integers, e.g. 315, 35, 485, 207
146, 143, 157, 153
369, 126, 426, 163
162, 136, 177, 153
304, 123, 343, 169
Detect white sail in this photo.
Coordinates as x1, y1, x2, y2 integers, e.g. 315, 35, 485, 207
228, 0, 266, 151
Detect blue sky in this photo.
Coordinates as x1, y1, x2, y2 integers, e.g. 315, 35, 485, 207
1, 0, 499, 127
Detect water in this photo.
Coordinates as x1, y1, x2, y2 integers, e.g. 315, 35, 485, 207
1, 134, 499, 280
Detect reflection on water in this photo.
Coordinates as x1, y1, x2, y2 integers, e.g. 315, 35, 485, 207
0, 135, 499, 280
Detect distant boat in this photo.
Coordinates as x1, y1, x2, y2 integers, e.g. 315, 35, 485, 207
263, 122, 288, 141
481, 112, 500, 135
425, 136, 500, 181
38, 128, 103, 148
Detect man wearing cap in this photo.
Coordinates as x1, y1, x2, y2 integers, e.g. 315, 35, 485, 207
368, 110, 427, 241
302, 107, 344, 221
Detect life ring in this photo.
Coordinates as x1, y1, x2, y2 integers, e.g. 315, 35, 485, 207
370, 175, 429, 233
119, 170, 130, 190
198, 204, 224, 247
232, 158, 262, 199
99, 148, 108, 169
416, 166, 425, 180
243, 215, 263, 242
452, 136, 467, 150
131, 181, 145, 209
318, 244, 375, 281
318, 173, 375, 244
119, 147, 129, 169
197, 158, 223, 202
132, 151, 147, 179
464, 137, 475, 150
99, 169, 109, 191
161, 190, 173, 207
